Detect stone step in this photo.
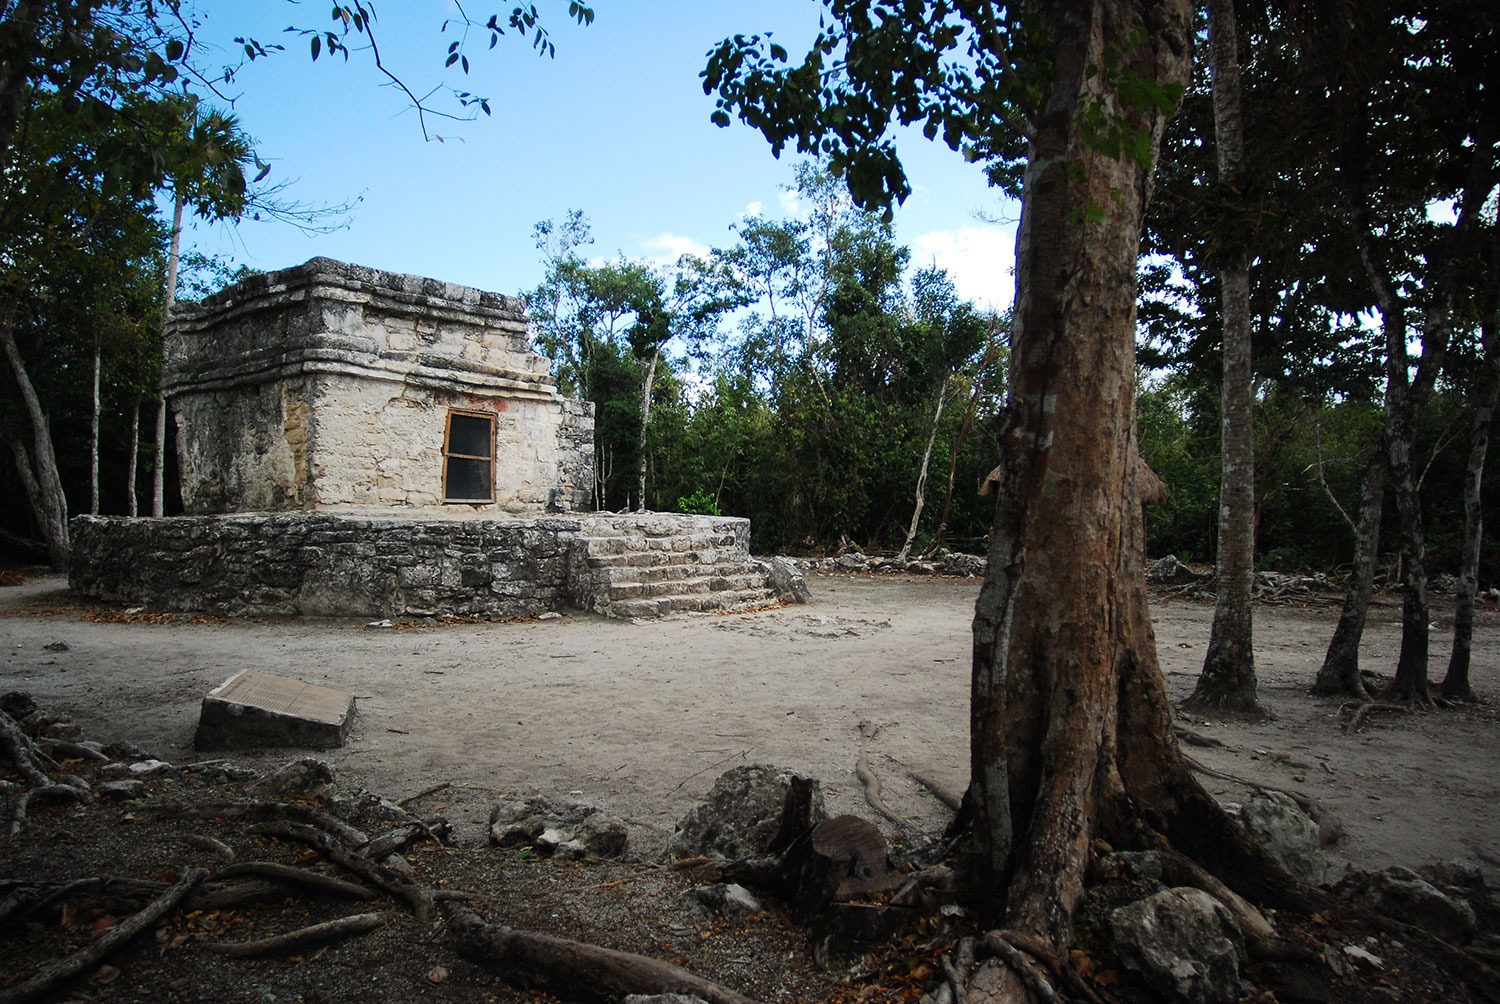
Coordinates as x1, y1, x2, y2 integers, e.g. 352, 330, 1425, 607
610, 587, 780, 620
604, 572, 771, 601
583, 549, 730, 571
578, 515, 746, 538
576, 533, 739, 557
589, 560, 755, 583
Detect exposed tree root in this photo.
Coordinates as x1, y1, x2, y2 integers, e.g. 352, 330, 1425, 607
247, 820, 435, 920
202, 911, 388, 958
151, 799, 371, 846
855, 720, 907, 827
0, 878, 103, 926
182, 833, 236, 861
216, 861, 378, 901
0, 868, 205, 1004
1, 708, 90, 835
911, 770, 964, 812
1341, 700, 1418, 733
397, 780, 451, 807
441, 899, 759, 1004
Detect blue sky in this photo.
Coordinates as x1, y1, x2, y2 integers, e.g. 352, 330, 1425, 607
182, 1, 1018, 311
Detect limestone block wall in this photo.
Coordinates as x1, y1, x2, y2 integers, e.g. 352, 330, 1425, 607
165, 258, 594, 515
70, 514, 579, 619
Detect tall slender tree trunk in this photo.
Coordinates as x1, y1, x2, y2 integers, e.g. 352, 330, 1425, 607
1313, 448, 1384, 698
1185, 0, 1263, 716
636, 346, 660, 512
898, 373, 949, 562
923, 332, 1003, 558
90, 338, 101, 515
1443, 241, 1500, 700
127, 400, 140, 518
0, 312, 69, 570
153, 191, 185, 518
964, 5, 1301, 976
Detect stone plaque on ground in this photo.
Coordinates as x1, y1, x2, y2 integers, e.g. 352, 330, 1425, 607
194, 670, 355, 751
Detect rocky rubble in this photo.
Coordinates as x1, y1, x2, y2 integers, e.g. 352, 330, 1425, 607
790, 548, 987, 578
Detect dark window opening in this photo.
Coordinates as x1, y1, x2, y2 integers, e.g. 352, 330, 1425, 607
443, 410, 494, 503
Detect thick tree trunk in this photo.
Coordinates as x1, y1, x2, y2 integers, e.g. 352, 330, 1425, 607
1185, 0, 1263, 717
965, 3, 1299, 971
1, 313, 69, 570
898, 373, 949, 562
1443, 257, 1500, 699
1312, 449, 1384, 698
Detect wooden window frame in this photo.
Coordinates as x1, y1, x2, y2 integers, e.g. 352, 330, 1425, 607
442, 409, 496, 504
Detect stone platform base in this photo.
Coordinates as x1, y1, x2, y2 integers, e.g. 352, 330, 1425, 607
69, 511, 803, 620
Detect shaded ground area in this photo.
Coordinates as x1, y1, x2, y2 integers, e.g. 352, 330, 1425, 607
2, 569, 1498, 1002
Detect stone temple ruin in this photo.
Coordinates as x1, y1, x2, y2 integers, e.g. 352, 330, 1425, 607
71, 258, 803, 620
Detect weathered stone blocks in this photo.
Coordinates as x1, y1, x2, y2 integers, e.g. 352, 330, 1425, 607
195, 670, 356, 751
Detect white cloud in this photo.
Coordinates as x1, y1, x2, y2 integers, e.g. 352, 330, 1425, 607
742, 200, 765, 218
778, 188, 805, 218
909, 226, 1015, 311
638, 232, 712, 268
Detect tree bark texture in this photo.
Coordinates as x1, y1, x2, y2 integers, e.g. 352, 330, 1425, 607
0, 313, 69, 570
966, 0, 1299, 957
1187, 0, 1262, 716
1313, 448, 1384, 698
1443, 239, 1500, 699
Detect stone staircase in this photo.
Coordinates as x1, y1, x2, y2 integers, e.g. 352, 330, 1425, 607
568, 513, 784, 619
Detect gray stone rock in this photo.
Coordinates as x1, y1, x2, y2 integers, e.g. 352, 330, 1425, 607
489, 797, 628, 859
665, 764, 825, 859
1147, 554, 1203, 585
1109, 887, 1248, 1004
941, 553, 985, 577
1231, 791, 1329, 885
763, 556, 811, 605
101, 740, 154, 761
98, 779, 147, 801
622, 996, 708, 1004
249, 758, 336, 799
690, 882, 763, 918
1343, 866, 1476, 943
127, 759, 176, 778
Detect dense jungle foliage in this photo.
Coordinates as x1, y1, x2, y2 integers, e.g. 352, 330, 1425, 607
1, 4, 1495, 588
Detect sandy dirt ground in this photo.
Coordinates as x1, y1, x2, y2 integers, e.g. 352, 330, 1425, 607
4, 570, 1498, 876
